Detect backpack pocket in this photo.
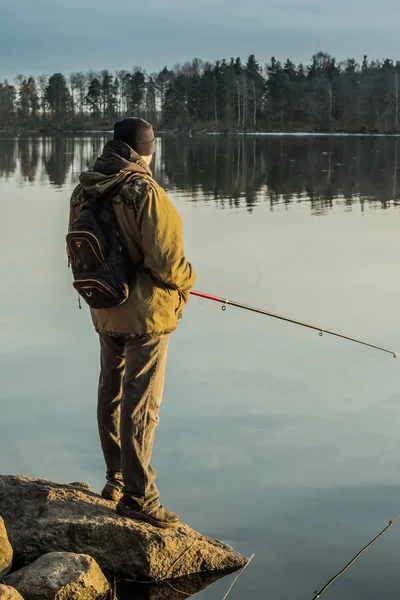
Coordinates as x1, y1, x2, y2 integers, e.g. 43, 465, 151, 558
72, 263, 128, 309
73, 279, 120, 309
66, 230, 106, 272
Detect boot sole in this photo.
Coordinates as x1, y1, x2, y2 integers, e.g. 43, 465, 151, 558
116, 501, 180, 529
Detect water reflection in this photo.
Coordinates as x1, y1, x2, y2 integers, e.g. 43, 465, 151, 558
1, 134, 400, 213
115, 570, 236, 600
0, 137, 96, 188
2, 132, 400, 600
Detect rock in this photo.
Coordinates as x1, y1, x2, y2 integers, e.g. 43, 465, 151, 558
0, 585, 24, 600
0, 585, 25, 600
0, 517, 13, 579
0, 476, 246, 581
67, 482, 91, 491
6, 552, 109, 600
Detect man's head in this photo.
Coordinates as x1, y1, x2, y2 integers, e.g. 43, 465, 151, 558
113, 117, 155, 160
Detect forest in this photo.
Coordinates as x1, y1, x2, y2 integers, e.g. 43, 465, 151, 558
1, 52, 400, 133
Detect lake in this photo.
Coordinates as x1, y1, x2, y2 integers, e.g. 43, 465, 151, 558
1, 133, 400, 599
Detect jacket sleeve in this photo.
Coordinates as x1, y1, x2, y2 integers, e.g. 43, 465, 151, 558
137, 184, 196, 292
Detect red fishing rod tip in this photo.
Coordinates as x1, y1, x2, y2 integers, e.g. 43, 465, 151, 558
191, 290, 223, 302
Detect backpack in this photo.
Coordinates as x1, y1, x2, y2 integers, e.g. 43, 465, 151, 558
66, 185, 130, 309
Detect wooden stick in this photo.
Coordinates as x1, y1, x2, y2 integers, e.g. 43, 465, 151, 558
221, 554, 255, 600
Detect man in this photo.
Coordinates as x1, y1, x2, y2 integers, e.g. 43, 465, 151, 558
69, 118, 196, 529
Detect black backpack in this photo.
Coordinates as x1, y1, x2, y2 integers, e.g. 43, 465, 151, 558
66, 185, 130, 309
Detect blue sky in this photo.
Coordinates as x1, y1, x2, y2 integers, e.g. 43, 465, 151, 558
1, 0, 400, 80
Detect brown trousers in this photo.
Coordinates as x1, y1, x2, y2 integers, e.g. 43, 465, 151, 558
98, 332, 169, 509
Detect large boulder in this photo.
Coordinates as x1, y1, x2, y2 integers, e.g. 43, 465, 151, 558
0, 517, 13, 579
0, 586, 24, 600
0, 476, 246, 581
6, 552, 109, 600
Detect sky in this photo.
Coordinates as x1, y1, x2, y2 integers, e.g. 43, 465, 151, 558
1, 0, 400, 81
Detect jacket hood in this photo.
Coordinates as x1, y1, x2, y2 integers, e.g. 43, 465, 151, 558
79, 139, 153, 197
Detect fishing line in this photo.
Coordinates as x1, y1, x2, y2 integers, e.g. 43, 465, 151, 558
191, 291, 399, 358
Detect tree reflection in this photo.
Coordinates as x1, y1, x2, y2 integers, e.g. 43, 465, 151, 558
1, 134, 400, 215
162, 135, 400, 214
0, 139, 17, 179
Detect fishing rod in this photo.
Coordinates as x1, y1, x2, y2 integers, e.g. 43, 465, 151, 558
311, 514, 400, 599
190, 290, 400, 358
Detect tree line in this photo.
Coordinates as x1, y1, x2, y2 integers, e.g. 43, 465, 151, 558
1, 52, 400, 133
1, 135, 399, 212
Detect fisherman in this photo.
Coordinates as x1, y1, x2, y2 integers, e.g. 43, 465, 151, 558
69, 118, 196, 528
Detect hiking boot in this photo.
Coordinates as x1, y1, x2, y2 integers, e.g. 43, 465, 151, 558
116, 496, 180, 529
101, 481, 124, 502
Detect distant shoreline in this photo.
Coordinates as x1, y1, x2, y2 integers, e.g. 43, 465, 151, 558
2, 129, 400, 138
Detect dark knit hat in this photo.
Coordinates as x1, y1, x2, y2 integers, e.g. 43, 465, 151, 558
113, 117, 155, 155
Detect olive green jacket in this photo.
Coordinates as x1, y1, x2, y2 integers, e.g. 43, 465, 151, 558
69, 140, 196, 336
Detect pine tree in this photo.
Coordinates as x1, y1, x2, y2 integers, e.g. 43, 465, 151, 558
45, 73, 71, 124
85, 78, 102, 119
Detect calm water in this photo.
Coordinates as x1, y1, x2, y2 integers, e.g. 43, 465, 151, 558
1, 134, 400, 599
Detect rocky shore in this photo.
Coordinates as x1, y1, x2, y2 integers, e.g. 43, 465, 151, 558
0, 475, 246, 600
